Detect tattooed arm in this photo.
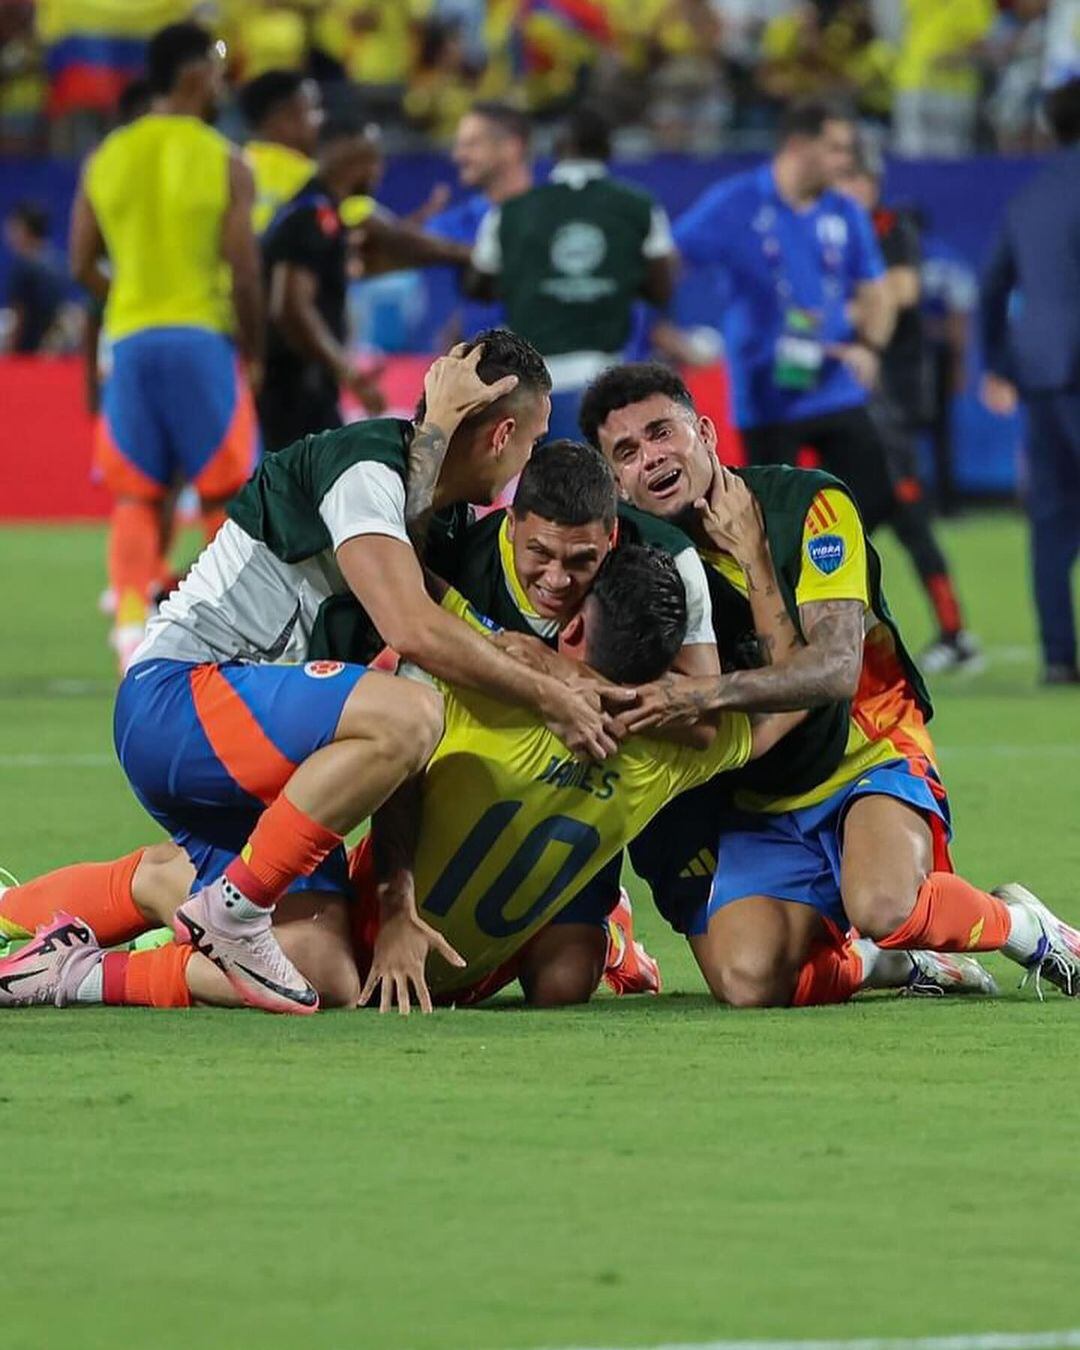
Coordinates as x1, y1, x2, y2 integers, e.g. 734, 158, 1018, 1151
404, 419, 450, 551
624, 598, 864, 731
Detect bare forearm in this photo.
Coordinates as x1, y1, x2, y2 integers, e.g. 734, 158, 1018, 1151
854, 284, 895, 349
281, 299, 349, 377
232, 274, 264, 362
365, 217, 470, 271
736, 540, 805, 666
371, 774, 423, 890
405, 420, 451, 548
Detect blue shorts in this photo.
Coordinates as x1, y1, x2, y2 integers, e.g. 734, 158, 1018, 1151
701, 758, 953, 935
99, 327, 257, 500
114, 657, 367, 896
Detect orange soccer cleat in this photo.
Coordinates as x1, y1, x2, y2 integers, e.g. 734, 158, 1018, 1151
602, 890, 662, 996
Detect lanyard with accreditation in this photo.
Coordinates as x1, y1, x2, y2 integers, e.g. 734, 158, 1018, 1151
754, 175, 848, 393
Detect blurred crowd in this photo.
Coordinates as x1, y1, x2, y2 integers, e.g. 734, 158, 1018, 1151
2, 0, 1078, 157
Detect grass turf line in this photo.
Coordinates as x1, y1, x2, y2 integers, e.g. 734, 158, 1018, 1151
0, 515, 1079, 1350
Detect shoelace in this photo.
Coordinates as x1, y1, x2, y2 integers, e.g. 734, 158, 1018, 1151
1018, 931, 1076, 1001
899, 954, 947, 997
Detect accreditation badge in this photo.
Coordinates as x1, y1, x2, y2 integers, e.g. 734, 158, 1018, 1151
773, 307, 824, 391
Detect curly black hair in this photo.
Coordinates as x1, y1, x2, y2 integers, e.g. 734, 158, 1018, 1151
585, 545, 687, 685
578, 362, 695, 449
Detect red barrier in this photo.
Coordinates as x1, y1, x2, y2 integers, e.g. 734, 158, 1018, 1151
0, 355, 741, 521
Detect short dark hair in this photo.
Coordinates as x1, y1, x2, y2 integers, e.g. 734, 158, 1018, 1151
1045, 78, 1080, 147
147, 21, 213, 96
117, 77, 153, 124
511, 439, 616, 529
777, 98, 854, 144
318, 112, 371, 147
10, 201, 49, 240
239, 69, 307, 130
469, 101, 531, 149
560, 105, 612, 162
585, 545, 687, 685
578, 363, 695, 448
415, 328, 552, 428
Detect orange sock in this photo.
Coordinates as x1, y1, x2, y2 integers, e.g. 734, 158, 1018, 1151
792, 937, 864, 1006
224, 794, 343, 908
201, 504, 227, 540
0, 849, 146, 945
876, 872, 1011, 952
108, 499, 163, 626
102, 944, 194, 1008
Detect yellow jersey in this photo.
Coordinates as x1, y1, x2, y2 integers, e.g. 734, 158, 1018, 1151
245, 140, 315, 236
86, 114, 233, 340
413, 593, 753, 995
701, 486, 935, 814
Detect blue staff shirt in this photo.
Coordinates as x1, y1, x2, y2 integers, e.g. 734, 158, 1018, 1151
674, 163, 885, 429
426, 192, 506, 340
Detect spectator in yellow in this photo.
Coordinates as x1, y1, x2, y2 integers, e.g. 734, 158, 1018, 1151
240, 69, 322, 235
403, 18, 476, 144
221, 0, 310, 81
893, 0, 995, 156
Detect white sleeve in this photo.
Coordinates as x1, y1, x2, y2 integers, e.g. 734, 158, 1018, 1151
318, 460, 410, 550
471, 207, 503, 274
642, 205, 675, 260
675, 547, 716, 648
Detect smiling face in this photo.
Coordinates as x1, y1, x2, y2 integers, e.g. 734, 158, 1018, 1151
507, 510, 613, 625
453, 112, 518, 191
593, 393, 717, 520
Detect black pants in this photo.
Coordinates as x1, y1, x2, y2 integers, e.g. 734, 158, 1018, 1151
1024, 390, 1080, 667
869, 395, 949, 584
257, 368, 342, 454
741, 405, 894, 531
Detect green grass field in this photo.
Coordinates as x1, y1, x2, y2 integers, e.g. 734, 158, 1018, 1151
2, 514, 1080, 1350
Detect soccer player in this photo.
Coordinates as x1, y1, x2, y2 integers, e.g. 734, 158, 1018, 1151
0, 547, 801, 1015
69, 21, 263, 672
239, 70, 322, 236
579, 363, 1080, 1005
98, 337, 626, 1015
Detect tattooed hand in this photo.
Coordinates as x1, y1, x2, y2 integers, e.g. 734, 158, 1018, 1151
421, 341, 518, 435
693, 465, 765, 563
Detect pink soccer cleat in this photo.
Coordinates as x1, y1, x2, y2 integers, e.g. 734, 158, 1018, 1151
0, 914, 102, 1007
602, 890, 662, 996
173, 877, 319, 1015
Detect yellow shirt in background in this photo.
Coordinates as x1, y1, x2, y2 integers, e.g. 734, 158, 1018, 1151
86, 114, 233, 339
894, 0, 995, 96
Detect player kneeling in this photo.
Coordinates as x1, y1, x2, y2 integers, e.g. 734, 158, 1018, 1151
0, 547, 801, 1014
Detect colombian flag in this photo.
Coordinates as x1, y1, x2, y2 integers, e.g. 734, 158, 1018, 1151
522, 0, 612, 75
36, 0, 190, 116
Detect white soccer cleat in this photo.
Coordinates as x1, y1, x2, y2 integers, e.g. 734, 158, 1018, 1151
900, 949, 998, 997
992, 882, 1080, 999
173, 878, 319, 1015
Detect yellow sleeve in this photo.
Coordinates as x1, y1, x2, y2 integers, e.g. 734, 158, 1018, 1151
660, 711, 755, 794
439, 584, 501, 637
794, 487, 870, 608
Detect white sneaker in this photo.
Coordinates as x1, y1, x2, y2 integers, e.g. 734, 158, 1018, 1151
900, 949, 998, 997
992, 882, 1080, 998
919, 630, 984, 676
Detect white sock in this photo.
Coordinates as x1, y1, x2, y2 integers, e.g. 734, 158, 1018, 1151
75, 959, 104, 1004
853, 938, 913, 990
220, 877, 273, 923
1002, 903, 1043, 964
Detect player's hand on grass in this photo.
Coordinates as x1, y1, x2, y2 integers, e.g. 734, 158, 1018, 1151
694, 464, 765, 562
421, 342, 518, 433
360, 878, 466, 1016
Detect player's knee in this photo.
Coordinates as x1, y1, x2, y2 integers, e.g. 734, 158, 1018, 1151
717, 952, 798, 1009
843, 884, 916, 942
132, 842, 194, 923
368, 680, 443, 774
522, 963, 599, 1007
